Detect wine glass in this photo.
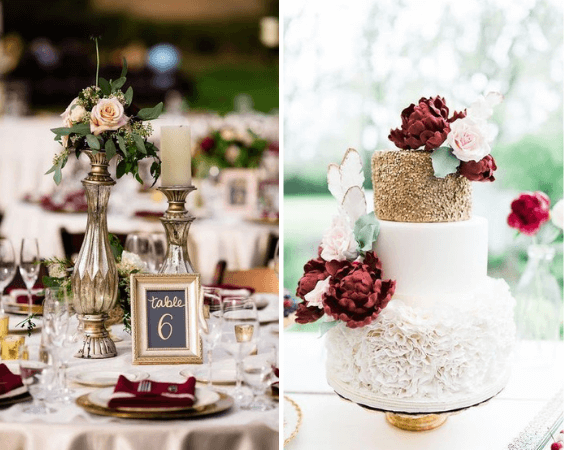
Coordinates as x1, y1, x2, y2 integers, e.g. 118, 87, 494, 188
43, 287, 72, 403
220, 297, 259, 404
242, 342, 277, 411
0, 238, 16, 314
200, 287, 223, 390
19, 239, 40, 317
19, 343, 56, 414
125, 232, 154, 273
150, 232, 167, 273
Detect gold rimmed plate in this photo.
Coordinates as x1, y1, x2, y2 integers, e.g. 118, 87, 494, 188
4, 301, 43, 316
284, 396, 303, 446
76, 389, 233, 420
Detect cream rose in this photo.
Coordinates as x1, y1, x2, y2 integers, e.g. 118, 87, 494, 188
90, 97, 129, 136
551, 199, 564, 229
225, 145, 241, 164
70, 104, 87, 122
304, 277, 331, 309
320, 214, 358, 261
446, 117, 491, 162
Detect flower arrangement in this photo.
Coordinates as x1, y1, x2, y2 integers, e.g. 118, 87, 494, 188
295, 149, 395, 330
47, 38, 163, 186
508, 192, 563, 242
195, 127, 273, 176
389, 92, 503, 182
43, 234, 144, 332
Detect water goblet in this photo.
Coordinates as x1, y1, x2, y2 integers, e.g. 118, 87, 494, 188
0, 238, 16, 314
19, 238, 40, 317
220, 297, 259, 405
242, 342, 277, 411
200, 287, 223, 390
19, 343, 56, 414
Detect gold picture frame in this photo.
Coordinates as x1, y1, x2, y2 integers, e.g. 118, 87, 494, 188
130, 273, 204, 365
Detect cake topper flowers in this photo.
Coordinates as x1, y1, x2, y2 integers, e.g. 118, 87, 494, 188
47, 37, 163, 186
295, 149, 396, 330
389, 92, 503, 182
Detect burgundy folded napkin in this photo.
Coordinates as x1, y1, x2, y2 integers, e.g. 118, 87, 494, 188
107, 375, 197, 409
205, 284, 256, 299
0, 364, 24, 396
13, 290, 44, 305
134, 210, 162, 218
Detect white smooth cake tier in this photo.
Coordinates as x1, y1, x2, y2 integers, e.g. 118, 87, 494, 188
325, 277, 515, 413
373, 216, 488, 307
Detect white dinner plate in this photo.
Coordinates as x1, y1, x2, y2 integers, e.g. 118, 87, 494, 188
250, 293, 271, 310
70, 370, 150, 387
284, 396, 303, 446
8, 315, 42, 334
88, 386, 220, 412
181, 361, 237, 385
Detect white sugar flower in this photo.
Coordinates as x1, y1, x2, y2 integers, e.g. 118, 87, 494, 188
551, 199, 564, 229
447, 116, 491, 162
320, 213, 358, 261
304, 277, 331, 309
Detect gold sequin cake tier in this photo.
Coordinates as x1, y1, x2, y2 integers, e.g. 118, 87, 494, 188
371, 149, 472, 223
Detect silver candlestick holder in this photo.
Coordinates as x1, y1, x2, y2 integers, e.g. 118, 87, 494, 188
157, 185, 197, 274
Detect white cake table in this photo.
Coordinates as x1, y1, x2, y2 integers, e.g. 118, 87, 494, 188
284, 332, 563, 449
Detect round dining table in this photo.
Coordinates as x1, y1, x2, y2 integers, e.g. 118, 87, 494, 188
0, 293, 280, 450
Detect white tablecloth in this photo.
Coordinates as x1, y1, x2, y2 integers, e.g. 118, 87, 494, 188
0, 294, 280, 450
284, 332, 563, 449
0, 201, 277, 284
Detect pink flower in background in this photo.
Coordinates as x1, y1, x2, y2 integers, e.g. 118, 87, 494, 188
90, 98, 129, 136
507, 191, 551, 236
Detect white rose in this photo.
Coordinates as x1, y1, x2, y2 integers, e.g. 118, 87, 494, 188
220, 128, 236, 141
90, 98, 129, 136
225, 145, 241, 164
304, 277, 331, 309
320, 214, 358, 261
70, 104, 87, 122
551, 199, 564, 229
61, 97, 79, 123
467, 91, 503, 121
446, 116, 491, 162
120, 251, 145, 271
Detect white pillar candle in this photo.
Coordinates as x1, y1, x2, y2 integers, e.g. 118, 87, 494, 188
160, 126, 192, 186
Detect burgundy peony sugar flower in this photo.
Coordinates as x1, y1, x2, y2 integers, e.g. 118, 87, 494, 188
295, 256, 328, 300
459, 154, 497, 182
507, 191, 551, 236
322, 251, 395, 329
295, 301, 326, 324
389, 96, 466, 151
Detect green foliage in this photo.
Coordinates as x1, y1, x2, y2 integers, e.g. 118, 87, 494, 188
98, 77, 111, 96
431, 146, 460, 178
354, 212, 380, 252
109, 233, 124, 261
16, 314, 38, 337
137, 102, 164, 121
86, 134, 101, 150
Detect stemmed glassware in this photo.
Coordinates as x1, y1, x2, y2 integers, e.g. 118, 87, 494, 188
220, 297, 259, 405
242, 342, 277, 411
19, 343, 55, 414
200, 287, 224, 390
0, 238, 16, 313
19, 238, 40, 317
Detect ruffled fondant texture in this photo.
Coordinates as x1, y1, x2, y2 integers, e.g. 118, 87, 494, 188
326, 277, 515, 402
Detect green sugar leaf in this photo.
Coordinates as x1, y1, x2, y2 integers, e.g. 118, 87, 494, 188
431, 146, 460, 178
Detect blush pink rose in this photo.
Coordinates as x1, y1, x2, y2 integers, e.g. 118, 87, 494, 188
90, 98, 129, 136
447, 116, 491, 162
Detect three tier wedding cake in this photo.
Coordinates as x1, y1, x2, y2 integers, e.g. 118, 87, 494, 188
295, 93, 516, 413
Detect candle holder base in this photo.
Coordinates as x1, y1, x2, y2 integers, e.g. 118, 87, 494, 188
75, 314, 117, 359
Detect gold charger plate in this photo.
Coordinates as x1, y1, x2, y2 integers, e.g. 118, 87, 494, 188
4, 302, 43, 316
76, 391, 234, 420
247, 217, 279, 225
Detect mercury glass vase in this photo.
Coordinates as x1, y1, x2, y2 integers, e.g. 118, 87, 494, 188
514, 244, 562, 342
71, 150, 119, 358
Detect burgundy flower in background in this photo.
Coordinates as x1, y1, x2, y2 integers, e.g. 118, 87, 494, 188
200, 137, 215, 153
389, 96, 466, 151
507, 191, 551, 236
459, 154, 497, 182
322, 251, 395, 329
295, 256, 328, 300
268, 141, 279, 153
295, 301, 325, 324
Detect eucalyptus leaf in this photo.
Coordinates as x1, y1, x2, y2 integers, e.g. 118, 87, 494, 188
319, 321, 338, 337
354, 212, 380, 252
132, 134, 146, 154
137, 102, 164, 121
120, 57, 128, 78
116, 160, 126, 178
50, 127, 73, 136
431, 146, 460, 178
117, 134, 127, 154
111, 77, 126, 92
98, 77, 111, 96
105, 139, 117, 161
124, 86, 133, 106
54, 167, 62, 185
86, 134, 101, 150
70, 123, 91, 136
45, 164, 57, 175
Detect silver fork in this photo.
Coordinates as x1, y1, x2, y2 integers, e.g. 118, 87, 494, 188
137, 380, 152, 393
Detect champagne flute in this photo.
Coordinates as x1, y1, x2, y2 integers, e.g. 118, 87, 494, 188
0, 238, 16, 314
200, 287, 223, 390
19, 343, 56, 414
220, 297, 259, 405
19, 238, 40, 317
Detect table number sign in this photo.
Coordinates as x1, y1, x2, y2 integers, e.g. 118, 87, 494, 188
131, 274, 204, 364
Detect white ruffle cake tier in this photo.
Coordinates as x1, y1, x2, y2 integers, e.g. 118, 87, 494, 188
325, 277, 516, 414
